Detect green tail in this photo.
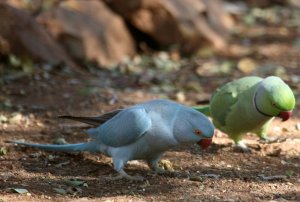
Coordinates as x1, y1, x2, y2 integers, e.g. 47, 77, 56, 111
193, 105, 211, 116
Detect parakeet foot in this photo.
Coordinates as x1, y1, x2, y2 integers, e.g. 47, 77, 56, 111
104, 170, 144, 181
147, 156, 171, 175
153, 166, 168, 175
259, 136, 285, 144
150, 164, 177, 177
234, 141, 251, 153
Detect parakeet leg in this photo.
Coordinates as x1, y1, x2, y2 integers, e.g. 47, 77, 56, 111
256, 119, 282, 143
256, 119, 272, 141
104, 159, 144, 181
235, 141, 251, 152
231, 134, 251, 152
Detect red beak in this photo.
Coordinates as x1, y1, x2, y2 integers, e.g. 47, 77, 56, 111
197, 138, 212, 149
278, 111, 292, 121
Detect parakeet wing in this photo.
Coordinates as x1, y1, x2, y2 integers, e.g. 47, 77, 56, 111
210, 77, 262, 127
88, 107, 152, 147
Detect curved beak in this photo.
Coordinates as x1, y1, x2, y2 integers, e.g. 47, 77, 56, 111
278, 111, 292, 121
197, 138, 212, 149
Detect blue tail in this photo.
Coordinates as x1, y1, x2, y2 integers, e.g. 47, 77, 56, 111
7, 140, 100, 153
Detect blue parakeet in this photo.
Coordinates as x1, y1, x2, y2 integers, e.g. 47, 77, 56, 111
8, 99, 215, 180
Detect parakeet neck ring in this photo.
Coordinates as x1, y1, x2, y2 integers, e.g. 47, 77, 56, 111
253, 88, 273, 117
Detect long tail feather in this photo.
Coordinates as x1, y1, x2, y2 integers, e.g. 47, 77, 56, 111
6, 141, 100, 153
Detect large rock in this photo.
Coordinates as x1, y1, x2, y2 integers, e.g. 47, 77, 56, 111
106, 0, 231, 52
0, 3, 77, 69
38, 0, 136, 67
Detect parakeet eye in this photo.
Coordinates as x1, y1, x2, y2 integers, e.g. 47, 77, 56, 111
271, 102, 276, 107
194, 129, 202, 136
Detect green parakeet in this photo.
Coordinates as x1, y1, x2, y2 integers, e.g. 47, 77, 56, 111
194, 76, 295, 151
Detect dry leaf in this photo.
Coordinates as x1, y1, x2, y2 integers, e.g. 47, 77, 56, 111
11, 188, 29, 194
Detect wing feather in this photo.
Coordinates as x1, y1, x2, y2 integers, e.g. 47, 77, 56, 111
210, 77, 262, 127
87, 107, 152, 147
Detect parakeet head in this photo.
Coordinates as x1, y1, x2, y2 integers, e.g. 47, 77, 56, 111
254, 76, 295, 121
174, 108, 215, 149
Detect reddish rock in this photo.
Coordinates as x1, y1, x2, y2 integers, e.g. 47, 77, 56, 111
38, 0, 136, 67
106, 0, 231, 52
0, 2, 77, 69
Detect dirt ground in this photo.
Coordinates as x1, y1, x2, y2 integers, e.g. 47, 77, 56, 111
1, 12, 300, 202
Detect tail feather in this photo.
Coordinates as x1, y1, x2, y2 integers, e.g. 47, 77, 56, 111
58, 116, 104, 126
193, 105, 211, 116
6, 141, 100, 153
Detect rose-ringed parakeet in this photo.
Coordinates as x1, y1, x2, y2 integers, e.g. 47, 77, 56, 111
194, 76, 295, 151
7, 99, 214, 181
